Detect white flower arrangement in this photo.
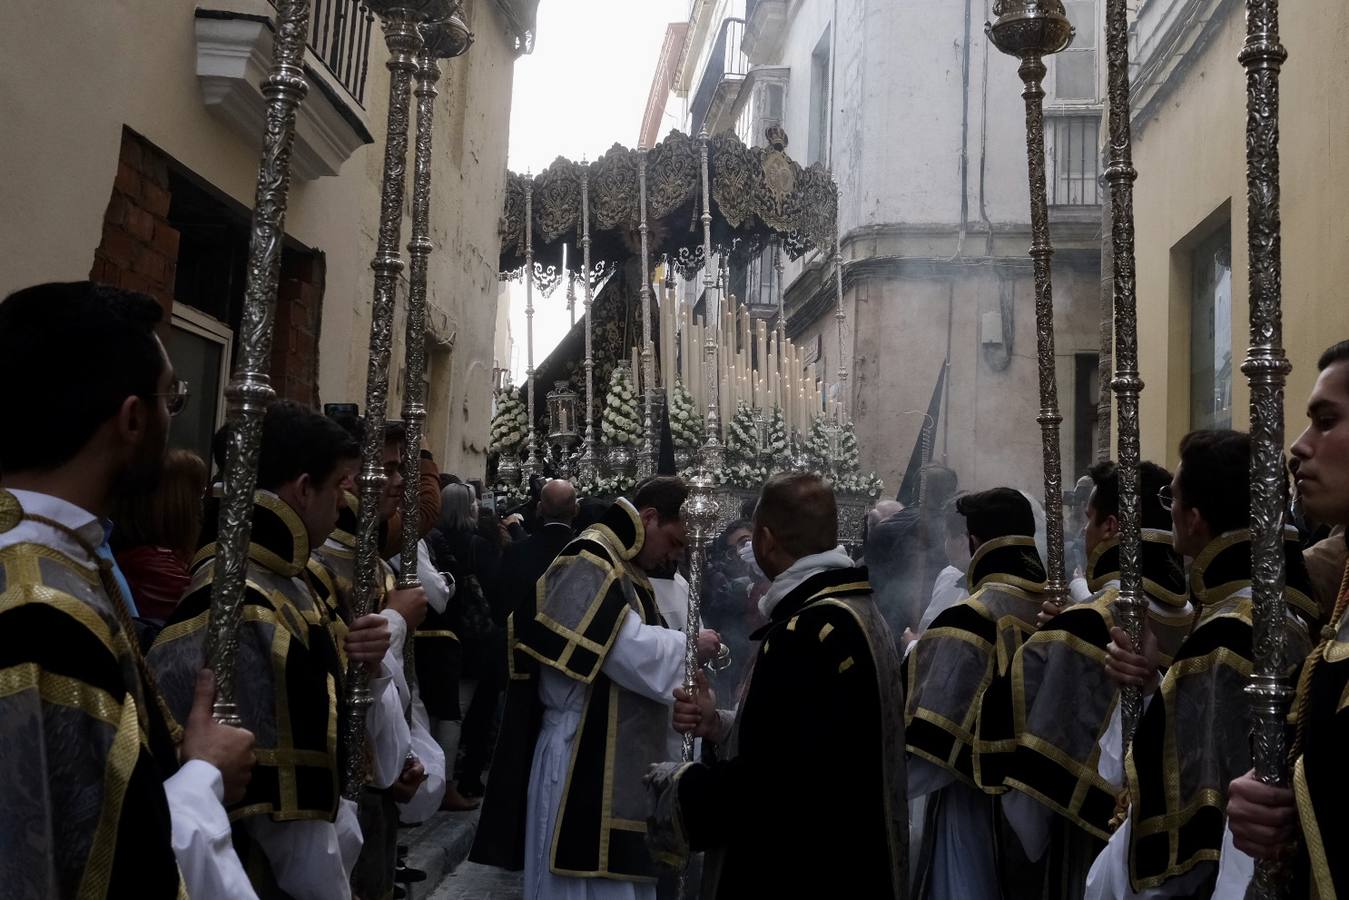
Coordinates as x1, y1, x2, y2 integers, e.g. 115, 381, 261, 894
668, 379, 704, 449
724, 403, 767, 489
601, 365, 642, 447
490, 387, 528, 453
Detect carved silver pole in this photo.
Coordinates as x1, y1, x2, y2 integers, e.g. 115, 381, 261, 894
774, 237, 785, 355
1239, 0, 1292, 895
205, 0, 312, 726
698, 129, 724, 473
681, 473, 719, 761
344, 0, 443, 802
523, 175, 542, 477
988, 0, 1072, 608
638, 150, 656, 479
567, 266, 577, 327
832, 182, 847, 424
397, 15, 470, 589
578, 163, 599, 479
1101, 0, 1146, 749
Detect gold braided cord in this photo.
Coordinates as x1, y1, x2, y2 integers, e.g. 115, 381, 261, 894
1290, 559, 1349, 762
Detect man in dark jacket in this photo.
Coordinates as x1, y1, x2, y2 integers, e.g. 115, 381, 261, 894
490, 479, 579, 626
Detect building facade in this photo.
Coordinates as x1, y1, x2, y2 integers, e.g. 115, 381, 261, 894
1, 0, 536, 478
1129, 0, 1349, 461
649, 0, 1107, 497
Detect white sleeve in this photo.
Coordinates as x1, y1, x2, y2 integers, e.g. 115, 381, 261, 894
240, 815, 354, 900
907, 755, 957, 800
365, 661, 412, 789
1070, 575, 1093, 604
165, 760, 259, 900
599, 609, 686, 704
417, 540, 452, 612
1098, 693, 1156, 788
1210, 821, 1255, 899
396, 685, 447, 823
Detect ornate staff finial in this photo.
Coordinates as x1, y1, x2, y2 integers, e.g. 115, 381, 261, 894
987, 0, 1073, 609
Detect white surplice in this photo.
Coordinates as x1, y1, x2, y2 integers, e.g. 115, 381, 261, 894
908, 758, 1000, 900
524, 609, 685, 900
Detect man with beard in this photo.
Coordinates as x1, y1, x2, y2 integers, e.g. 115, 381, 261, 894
1225, 340, 1349, 898
974, 460, 1189, 898
1086, 430, 1319, 898
646, 472, 907, 899
0, 281, 257, 898
470, 476, 720, 899
905, 487, 1048, 899
149, 402, 409, 900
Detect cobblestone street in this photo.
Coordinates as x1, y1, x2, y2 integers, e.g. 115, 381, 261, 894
427, 862, 524, 899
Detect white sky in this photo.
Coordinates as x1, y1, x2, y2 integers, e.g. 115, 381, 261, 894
505, 0, 688, 383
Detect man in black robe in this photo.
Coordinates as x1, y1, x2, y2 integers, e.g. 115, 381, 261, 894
646, 472, 907, 899
1227, 340, 1349, 897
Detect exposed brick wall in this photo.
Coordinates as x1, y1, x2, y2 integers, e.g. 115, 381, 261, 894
272, 252, 325, 408
90, 129, 180, 315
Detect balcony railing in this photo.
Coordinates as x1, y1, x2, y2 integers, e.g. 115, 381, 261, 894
691, 17, 750, 132
307, 0, 376, 105
1047, 113, 1102, 206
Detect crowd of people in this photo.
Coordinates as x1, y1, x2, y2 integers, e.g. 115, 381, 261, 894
1, 277, 1346, 900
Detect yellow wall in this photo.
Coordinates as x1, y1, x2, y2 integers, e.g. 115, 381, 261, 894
1131, 0, 1349, 465
0, 0, 516, 478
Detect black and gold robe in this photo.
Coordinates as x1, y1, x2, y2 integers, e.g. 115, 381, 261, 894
1124, 530, 1318, 891
1291, 539, 1349, 898
470, 498, 669, 881
646, 566, 908, 899
974, 530, 1189, 897
148, 491, 346, 891
0, 489, 185, 899
906, 534, 1047, 787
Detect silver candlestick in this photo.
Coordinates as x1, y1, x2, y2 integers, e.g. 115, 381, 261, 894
698, 129, 724, 474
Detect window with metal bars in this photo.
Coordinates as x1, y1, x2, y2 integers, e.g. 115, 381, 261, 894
1046, 113, 1101, 206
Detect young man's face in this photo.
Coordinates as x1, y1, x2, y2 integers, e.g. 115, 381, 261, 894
119, 336, 176, 495
299, 465, 349, 548
1291, 360, 1349, 527
1169, 464, 1207, 559
379, 440, 403, 523
637, 508, 687, 572
1083, 489, 1117, 557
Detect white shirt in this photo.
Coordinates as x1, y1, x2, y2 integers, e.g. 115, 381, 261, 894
1, 489, 258, 900
651, 571, 690, 634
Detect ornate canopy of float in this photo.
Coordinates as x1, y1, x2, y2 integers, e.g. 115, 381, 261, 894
488, 126, 880, 545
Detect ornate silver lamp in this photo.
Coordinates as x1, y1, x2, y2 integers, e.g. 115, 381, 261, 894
987, 0, 1073, 608
546, 380, 580, 476
206, 0, 313, 726
1238, 1, 1293, 896
343, 0, 448, 801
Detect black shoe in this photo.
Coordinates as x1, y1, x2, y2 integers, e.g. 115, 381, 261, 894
395, 865, 428, 884
458, 775, 486, 799
393, 885, 406, 899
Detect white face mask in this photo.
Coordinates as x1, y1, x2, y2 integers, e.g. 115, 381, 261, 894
737, 541, 756, 566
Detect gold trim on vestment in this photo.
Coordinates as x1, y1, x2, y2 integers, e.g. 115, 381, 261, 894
1294, 755, 1334, 899
0, 542, 100, 585
0, 580, 120, 659
969, 535, 1048, 593
77, 687, 141, 900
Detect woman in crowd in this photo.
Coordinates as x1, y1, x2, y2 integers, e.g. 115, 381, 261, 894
111, 447, 209, 632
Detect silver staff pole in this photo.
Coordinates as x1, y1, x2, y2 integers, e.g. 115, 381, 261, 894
1101, 0, 1147, 749
343, 0, 446, 802
206, 0, 313, 725
1239, 0, 1293, 895
987, 0, 1073, 609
